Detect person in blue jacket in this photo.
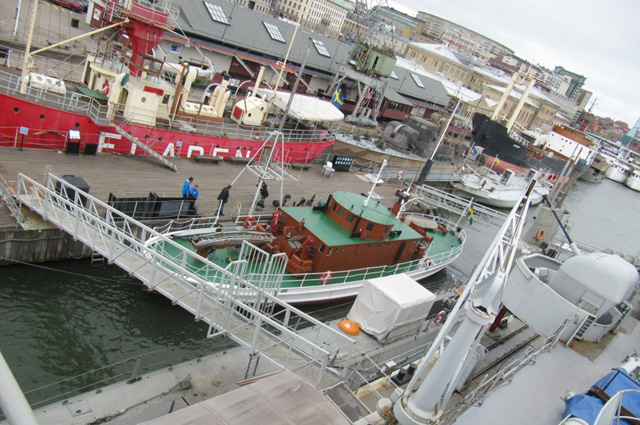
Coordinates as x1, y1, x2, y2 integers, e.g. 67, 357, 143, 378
182, 177, 193, 198
188, 184, 199, 200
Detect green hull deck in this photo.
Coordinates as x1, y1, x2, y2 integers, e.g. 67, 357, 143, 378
148, 227, 463, 291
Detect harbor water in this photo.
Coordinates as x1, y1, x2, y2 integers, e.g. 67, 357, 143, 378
0, 178, 638, 411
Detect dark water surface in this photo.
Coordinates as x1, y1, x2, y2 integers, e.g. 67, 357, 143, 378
0, 178, 637, 409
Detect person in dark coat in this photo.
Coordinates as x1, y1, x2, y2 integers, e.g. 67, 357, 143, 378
257, 182, 269, 208
216, 184, 232, 216
182, 177, 193, 198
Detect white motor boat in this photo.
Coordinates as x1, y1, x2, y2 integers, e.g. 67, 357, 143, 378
605, 160, 632, 183
453, 168, 551, 208
625, 167, 640, 191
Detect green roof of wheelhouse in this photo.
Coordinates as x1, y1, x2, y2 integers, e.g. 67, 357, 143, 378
282, 192, 423, 246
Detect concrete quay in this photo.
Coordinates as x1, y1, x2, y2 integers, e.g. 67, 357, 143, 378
0, 147, 458, 230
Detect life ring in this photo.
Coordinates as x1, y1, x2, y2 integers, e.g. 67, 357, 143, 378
102, 81, 110, 96
397, 170, 404, 179
422, 256, 432, 267
535, 228, 545, 241
320, 271, 332, 285
434, 310, 446, 324
244, 216, 256, 228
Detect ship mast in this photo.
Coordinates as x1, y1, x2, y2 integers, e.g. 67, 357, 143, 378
393, 179, 537, 424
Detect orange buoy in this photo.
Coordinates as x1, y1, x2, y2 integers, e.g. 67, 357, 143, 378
338, 319, 360, 336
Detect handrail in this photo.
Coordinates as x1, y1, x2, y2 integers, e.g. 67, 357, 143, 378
15, 172, 355, 389
152, 212, 466, 291
0, 67, 336, 145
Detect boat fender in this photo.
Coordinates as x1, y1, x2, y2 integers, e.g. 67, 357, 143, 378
321, 271, 332, 285
244, 216, 256, 228
102, 80, 110, 96
434, 310, 446, 324
422, 256, 432, 267
535, 228, 545, 241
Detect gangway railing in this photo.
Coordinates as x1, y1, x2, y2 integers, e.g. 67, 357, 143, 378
15, 171, 355, 389
413, 184, 509, 226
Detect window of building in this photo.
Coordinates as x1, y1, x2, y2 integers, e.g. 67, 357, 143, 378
263, 21, 286, 43
366, 222, 374, 231
204, 2, 230, 25
318, 244, 325, 253
312, 39, 331, 57
346, 214, 355, 223
410, 72, 424, 89
169, 44, 181, 54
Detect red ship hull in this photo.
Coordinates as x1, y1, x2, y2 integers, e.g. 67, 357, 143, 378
0, 94, 333, 163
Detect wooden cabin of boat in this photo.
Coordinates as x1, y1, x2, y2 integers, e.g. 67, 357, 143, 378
266, 192, 430, 275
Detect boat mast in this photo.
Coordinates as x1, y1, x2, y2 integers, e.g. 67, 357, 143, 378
393, 179, 537, 424
19, 0, 38, 94
416, 97, 461, 185
364, 159, 386, 207
19, 13, 128, 94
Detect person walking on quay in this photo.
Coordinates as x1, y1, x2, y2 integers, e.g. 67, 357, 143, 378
257, 182, 269, 208
182, 177, 193, 198
216, 184, 232, 216
187, 184, 200, 216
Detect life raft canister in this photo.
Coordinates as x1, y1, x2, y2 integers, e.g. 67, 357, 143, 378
338, 319, 360, 335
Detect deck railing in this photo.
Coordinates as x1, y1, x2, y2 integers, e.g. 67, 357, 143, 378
154, 211, 466, 293
0, 65, 337, 147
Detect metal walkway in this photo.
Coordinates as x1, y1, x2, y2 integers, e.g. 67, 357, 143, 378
14, 171, 355, 390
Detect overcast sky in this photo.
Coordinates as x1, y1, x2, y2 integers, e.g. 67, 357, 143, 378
387, 0, 640, 127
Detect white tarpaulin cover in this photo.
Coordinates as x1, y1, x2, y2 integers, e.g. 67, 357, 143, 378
139, 370, 349, 425
259, 90, 344, 123
348, 273, 436, 342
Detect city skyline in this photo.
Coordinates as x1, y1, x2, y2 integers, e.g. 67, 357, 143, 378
388, 0, 639, 127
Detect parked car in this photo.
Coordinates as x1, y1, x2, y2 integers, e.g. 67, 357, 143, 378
51, 0, 85, 12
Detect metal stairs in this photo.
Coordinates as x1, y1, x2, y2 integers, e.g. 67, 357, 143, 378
14, 171, 355, 390
112, 124, 178, 172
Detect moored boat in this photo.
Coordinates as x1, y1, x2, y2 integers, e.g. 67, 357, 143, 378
624, 167, 640, 192
144, 190, 466, 304
605, 160, 632, 183
0, 1, 341, 164
471, 113, 596, 183
452, 168, 550, 208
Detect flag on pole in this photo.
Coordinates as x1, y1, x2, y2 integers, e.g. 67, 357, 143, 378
331, 86, 344, 109
493, 158, 500, 166
466, 201, 474, 225
471, 145, 477, 156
